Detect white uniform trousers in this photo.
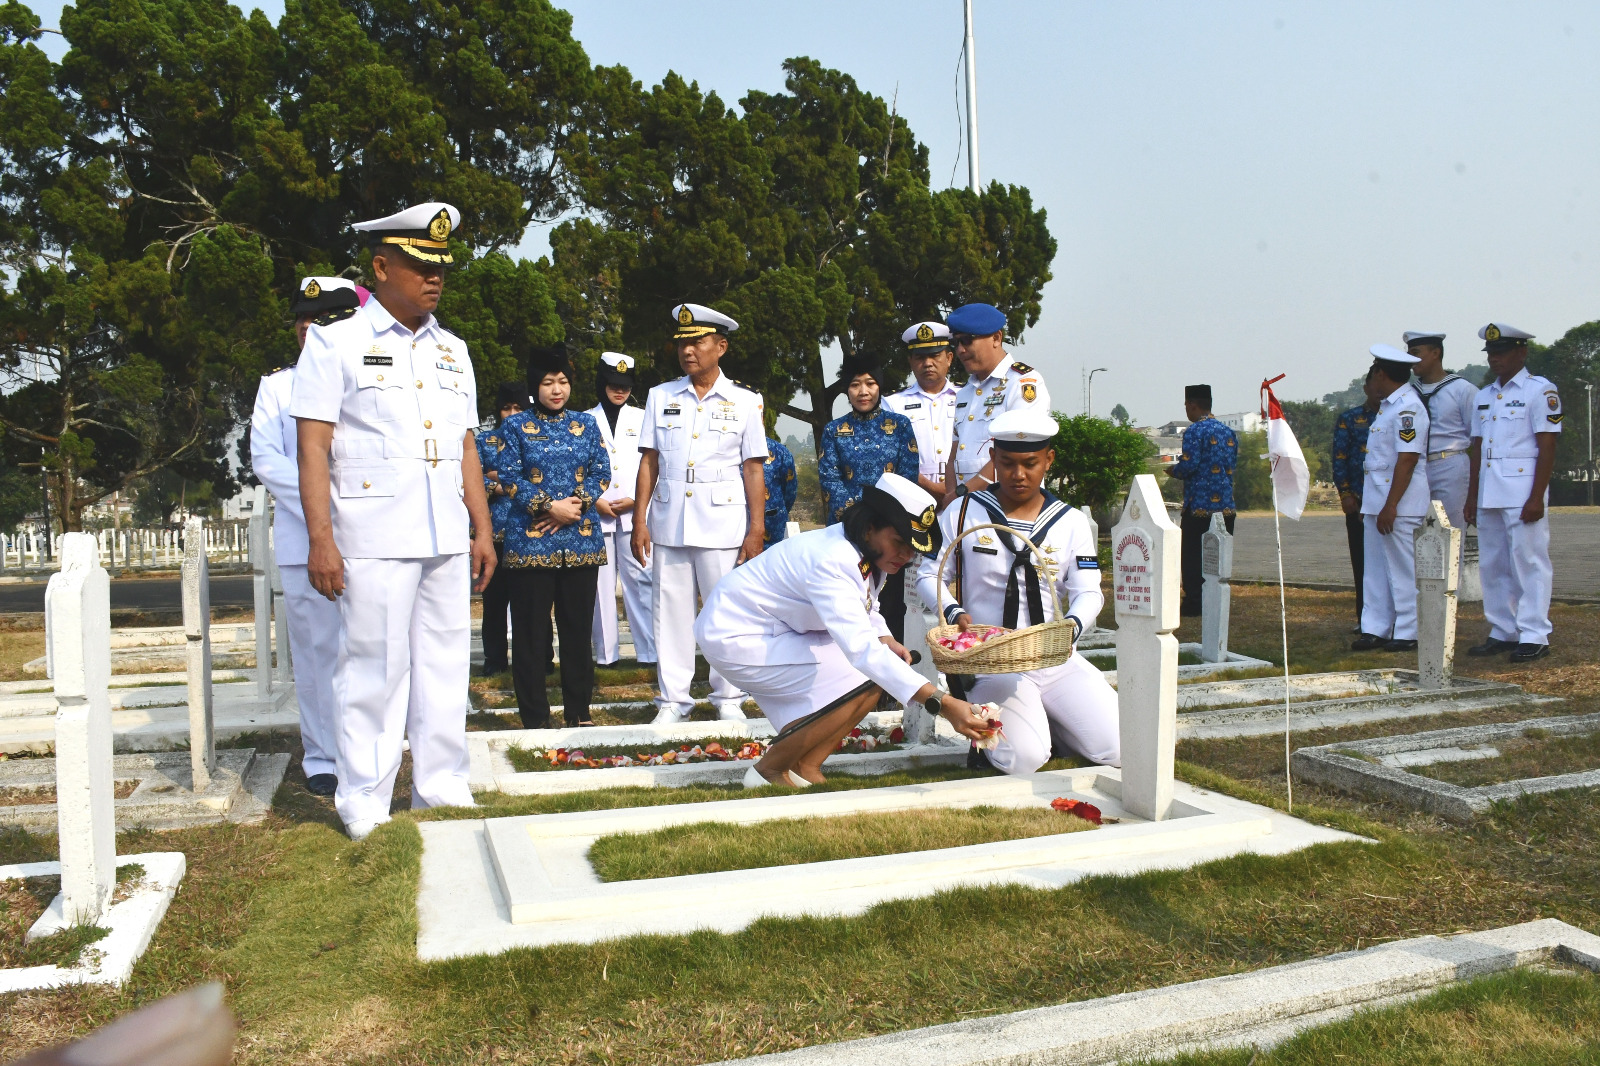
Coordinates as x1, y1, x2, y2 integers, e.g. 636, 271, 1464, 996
1427, 453, 1471, 532
279, 564, 342, 779
1360, 514, 1422, 640
652, 544, 744, 714
334, 554, 475, 828
969, 653, 1121, 774
1477, 508, 1553, 644
593, 526, 655, 665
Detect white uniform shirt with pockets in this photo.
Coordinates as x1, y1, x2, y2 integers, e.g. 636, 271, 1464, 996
950, 355, 1051, 478
1415, 375, 1479, 456
249, 366, 309, 566
588, 403, 646, 533
1362, 382, 1431, 517
883, 382, 959, 481
637, 371, 768, 549
694, 525, 927, 705
915, 491, 1104, 631
289, 299, 478, 559
1471, 369, 1563, 509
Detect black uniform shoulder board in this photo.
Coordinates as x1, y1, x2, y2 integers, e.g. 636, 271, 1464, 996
1010, 361, 1033, 374
312, 305, 358, 327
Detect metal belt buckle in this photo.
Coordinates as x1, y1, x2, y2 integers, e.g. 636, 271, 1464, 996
684, 467, 695, 484
424, 438, 438, 467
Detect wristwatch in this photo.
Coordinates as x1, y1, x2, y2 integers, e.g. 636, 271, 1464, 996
923, 691, 946, 718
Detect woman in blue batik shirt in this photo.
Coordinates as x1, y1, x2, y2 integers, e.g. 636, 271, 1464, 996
762, 437, 799, 545
498, 345, 611, 728
474, 381, 525, 676
819, 356, 919, 640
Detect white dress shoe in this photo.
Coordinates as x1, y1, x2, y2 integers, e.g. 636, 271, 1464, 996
344, 816, 390, 842
717, 701, 749, 721
743, 766, 769, 789
786, 771, 813, 788
651, 705, 686, 726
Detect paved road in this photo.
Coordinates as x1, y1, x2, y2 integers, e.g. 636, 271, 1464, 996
0, 574, 255, 613
1231, 511, 1600, 600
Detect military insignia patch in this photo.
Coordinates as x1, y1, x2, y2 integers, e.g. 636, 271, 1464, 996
858, 560, 871, 579
312, 306, 357, 326
916, 323, 934, 342
1548, 413, 1564, 424
1076, 555, 1100, 569
678, 305, 695, 325
303, 279, 321, 299
1547, 393, 1560, 411
428, 210, 452, 242
1011, 361, 1033, 374
616, 356, 631, 372
1485, 324, 1502, 342
978, 533, 994, 545
1022, 383, 1037, 403
915, 504, 936, 531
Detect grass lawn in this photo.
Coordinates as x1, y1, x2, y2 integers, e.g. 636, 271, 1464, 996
0, 586, 1596, 1063
587, 805, 1098, 882
1412, 727, 1600, 789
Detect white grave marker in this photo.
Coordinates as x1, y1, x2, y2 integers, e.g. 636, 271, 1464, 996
249, 484, 273, 696
1200, 512, 1232, 664
183, 516, 216, 790
47, 533, 115, 924
1413, 501, 1461, 691
1112, 475, 1181, 821
269, 513, 291, 685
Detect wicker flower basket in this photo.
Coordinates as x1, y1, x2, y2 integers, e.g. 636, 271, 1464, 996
925, 521, 1079, 674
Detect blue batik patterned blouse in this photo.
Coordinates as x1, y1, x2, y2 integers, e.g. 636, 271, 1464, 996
476, 423, 517, 542
496, 406, 612, 568
1168, 416, 1238, 516
1331, 403, 1375, 501
762, 437, 799, 545
818, 408, 919, 523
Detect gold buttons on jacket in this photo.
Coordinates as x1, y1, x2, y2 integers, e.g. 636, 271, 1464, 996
423, 420, 432, 429
687, 460, 695, 467
416, 380, 424, 388
362, 480, 372, 489
693, 433, 699, 439
376, 374, 384, 382
686, 490, 693, 497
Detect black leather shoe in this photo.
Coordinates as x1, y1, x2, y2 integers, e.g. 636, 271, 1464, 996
1383, 639, 1418, 652
1350, 634, 1386, 651
1467, 638, 1516, 657
1510, 643, 1550, 663
305, 773, 337, 797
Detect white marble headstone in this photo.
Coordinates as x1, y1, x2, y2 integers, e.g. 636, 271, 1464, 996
1413, 501, 1461, 691
1112, 475, 1181, 822
249, 484, 273, 697
183, 516, 216, 790
1200, 513, 1232, 664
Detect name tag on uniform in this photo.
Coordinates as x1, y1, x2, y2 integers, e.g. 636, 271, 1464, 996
956, 401, 968, 408
1477, 404, 1490, 410
664, 406, 681, 416
972, 546, 999, 555
364, 356, 393, 365
1076, 555, 1100, 569
903, 402, 922, 410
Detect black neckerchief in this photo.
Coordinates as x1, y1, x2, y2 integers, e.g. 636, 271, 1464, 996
599, 396, 624, 433
970, 487, 1071, 628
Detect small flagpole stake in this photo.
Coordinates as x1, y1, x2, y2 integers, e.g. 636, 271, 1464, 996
1272, 479, 1292, 813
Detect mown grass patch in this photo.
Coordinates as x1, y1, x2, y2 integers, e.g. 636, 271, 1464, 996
1413, 729, 1600, 789
587, 804, 1097, 882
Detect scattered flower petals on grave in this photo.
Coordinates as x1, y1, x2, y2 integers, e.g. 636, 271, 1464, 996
1050, 797, 1103, 825
889, 726, 905, 743
972, 703, 1005, 750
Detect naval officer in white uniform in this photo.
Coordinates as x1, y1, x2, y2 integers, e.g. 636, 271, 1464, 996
250, 275, 359, 796
588, 351, 654, 665
1405, 330, 1478, 532
883, 321, 960, 503
944, 302, 1052, 495
696, 473, 993, 786
1351, 344, 1431, 653
632, 303, 767, 724
292, 202, 497, 840
916, 408, 1121, 773
1465, 323, 1561, 663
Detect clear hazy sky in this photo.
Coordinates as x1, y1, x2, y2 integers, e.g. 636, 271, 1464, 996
27, 1, 1600, 426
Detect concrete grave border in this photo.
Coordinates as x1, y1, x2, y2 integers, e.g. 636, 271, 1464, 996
1292, 712, 1600, 823
416, 768, 1363, 957
0, 851, 186, 994
706, 918, 1600, 1066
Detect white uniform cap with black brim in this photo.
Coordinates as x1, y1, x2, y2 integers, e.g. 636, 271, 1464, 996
988, 408, 1060, 452
353, 202, 461, 266
901, 321, 952, 352
671, 303, 739, 339
861, 472, 941, 557
1478, 322, 1534, 350
290, 276, 359, 316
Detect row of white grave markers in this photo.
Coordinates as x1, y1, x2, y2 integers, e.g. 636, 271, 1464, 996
0, 525, 250, 572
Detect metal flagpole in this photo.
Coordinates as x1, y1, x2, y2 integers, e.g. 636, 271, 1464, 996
963, 0, 980, 191
1272, 480, 1293, 813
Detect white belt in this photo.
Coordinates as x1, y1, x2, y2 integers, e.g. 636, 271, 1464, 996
332, 437, 464, 464
1427, 448, 1467, 461
662, 467, 742, 484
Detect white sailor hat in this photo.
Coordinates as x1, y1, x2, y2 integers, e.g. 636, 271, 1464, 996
671, 302, 739, 339
901, 321, 952, 352
290, 276, 359, 315
598, 351, 636, 386
1370, 343, 1420, 364
1478, 322, 1534, 350
988, 407, 1060, 452
353, 202, 461, 265
861, 472, 942, 557
1402, 331, 1446, 346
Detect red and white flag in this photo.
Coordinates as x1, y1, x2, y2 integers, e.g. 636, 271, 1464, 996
1260, 375, 1309, 520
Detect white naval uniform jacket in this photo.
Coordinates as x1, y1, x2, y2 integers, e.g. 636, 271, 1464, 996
951, 354, 1052, 479
694, 525, 927, 705
249, 366, 309, 566
1415, 374, 1478, 458
915, 490, 1104, 632
1472, 369, 1563, 509
1361, 383, 1431, 517
289, 300, 477, 558
587, 402, 645, 533
883, 381, 959, 481
638, 371, 768, 549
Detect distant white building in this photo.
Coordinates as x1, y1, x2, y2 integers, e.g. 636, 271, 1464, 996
1217, 411, 1263, 434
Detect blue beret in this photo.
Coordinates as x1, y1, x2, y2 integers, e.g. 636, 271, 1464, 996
946, 302, 1007, 336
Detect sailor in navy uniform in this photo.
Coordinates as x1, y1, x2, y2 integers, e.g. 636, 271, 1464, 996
474, 381, 525, 676
588, 352, 655, 666
498, 345, 612, 726
696, 473, 993, 786
916, 408, 1120, 774
1465, 323, 1561, 663
883, 322, 959, 502
291, 201, 496, 840
1405, 331, 1478, 533
762, 437, 798, 545
632, 303, 769, 724
251, 275, 359, 796
1351, 344, 1431, 653
945, 303, 1052, 494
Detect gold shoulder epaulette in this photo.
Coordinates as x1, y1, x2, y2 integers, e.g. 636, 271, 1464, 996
1010, 360, 1033, 374
312, 306, 358, 327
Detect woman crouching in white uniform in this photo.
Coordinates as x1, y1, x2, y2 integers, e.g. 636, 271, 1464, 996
915, 408, 1121, 774
696, 473, 994, 786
